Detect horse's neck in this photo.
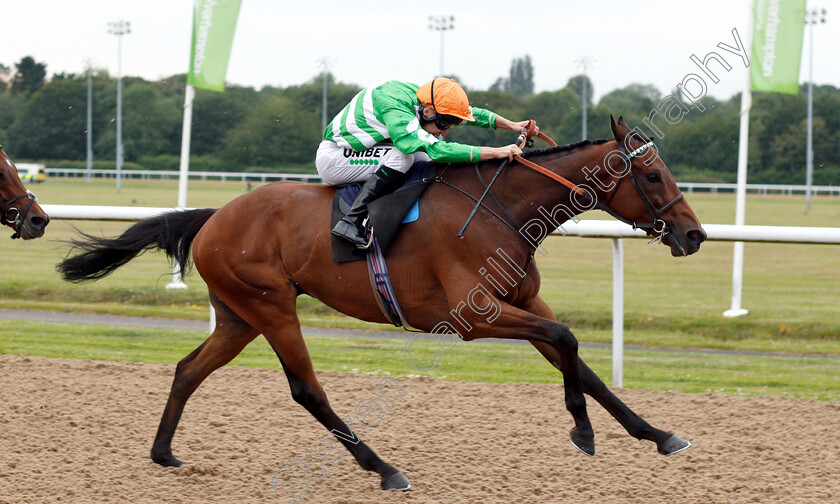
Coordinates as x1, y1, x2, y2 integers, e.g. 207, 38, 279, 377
499, 141, 616, 223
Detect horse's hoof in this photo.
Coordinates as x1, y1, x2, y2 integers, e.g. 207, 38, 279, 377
151, 450, 184, 467
381, 471, 411, 491
570, 428, 595, 456
658, 434, 691, 456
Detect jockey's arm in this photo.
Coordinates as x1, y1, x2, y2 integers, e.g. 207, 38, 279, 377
381, 107, 539, 163
382, 108, 482, 163
494, 116, 539, 136
479, 144, 522, 161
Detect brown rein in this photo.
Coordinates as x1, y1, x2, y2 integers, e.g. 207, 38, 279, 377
512, 120, 586, 196
509, 121, 684, 236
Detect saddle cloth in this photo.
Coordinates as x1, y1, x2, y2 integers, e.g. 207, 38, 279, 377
330, 161, 435, 263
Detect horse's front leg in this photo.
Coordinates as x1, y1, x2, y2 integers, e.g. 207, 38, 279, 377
453, 299, 595, 455
524, 296, 690, 456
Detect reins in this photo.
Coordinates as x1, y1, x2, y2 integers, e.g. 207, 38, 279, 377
435, 165, 524, 238
512, 123, 590, 195
452, 120, 685, 245
456, 121, 558, 238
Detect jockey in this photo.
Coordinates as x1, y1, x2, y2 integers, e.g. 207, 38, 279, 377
316, 77, 536, 248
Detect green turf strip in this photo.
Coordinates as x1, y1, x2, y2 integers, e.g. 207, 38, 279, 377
2, 320, 838, 401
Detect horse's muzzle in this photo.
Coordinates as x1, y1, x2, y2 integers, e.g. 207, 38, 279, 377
15, 211, 49, 239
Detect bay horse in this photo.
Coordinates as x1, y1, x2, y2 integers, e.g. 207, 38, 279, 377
57, 117, 705, 492
0, 145, 49, 239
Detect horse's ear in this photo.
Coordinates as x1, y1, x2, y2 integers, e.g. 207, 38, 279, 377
618, 116, 629, 128
610, 115, 621, 141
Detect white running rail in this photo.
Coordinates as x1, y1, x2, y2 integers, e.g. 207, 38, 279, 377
41, 204, 840, 388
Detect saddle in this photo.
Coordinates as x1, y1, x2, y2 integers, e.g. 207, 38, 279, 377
330, 161, 436, 263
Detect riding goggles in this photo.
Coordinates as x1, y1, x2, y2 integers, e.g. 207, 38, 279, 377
431, 113, 467, 130
427, 77, 469, 130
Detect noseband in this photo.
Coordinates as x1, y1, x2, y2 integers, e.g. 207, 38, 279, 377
2, 191, 37, 239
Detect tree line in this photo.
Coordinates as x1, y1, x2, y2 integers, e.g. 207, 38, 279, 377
1, 55, 838, 184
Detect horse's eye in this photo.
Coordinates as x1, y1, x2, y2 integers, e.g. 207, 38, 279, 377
646, 172, 661, 183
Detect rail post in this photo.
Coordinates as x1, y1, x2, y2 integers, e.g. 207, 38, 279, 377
612, 238, 624, 388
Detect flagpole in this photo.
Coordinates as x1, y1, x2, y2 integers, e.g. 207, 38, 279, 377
166, 84, 195, 290
177, 84, 194, 210
724, 2, 754, 318
167, 0, 241, 292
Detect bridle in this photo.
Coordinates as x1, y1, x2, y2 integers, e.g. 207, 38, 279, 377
454, 121, 685, 245
0, 146, 39, 239
510, 123, 684, 242
3, 191, 37, 239
592, 141, 684, 240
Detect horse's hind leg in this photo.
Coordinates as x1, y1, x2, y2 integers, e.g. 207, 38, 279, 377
222, 282, 410, 491
274, 341, 410, 491
151, 292, 259, 467
525, 297, 690, 455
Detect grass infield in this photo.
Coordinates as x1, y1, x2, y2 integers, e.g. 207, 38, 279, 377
0, 320, 837, 401
0, 177, 837, 398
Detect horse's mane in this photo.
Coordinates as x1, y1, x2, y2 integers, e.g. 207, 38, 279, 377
522, 129, 652, 159
522, 138, 612, 159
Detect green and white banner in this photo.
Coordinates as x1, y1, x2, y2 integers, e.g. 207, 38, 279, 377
750, 0, 806, 95
187, 0, 242, 92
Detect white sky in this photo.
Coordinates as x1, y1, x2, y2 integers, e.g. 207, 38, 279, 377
3, 0, 838, 102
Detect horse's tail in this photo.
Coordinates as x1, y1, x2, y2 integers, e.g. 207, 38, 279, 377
57, 208, 217, 283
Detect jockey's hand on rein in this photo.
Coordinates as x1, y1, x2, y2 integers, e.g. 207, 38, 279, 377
499, 144, 522, 161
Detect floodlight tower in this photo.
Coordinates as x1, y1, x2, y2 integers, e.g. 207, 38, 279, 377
108, 20, 130, 193
85, 59, 94, 184
575, 56, 594, 141
805, 7, 827, 213
428, 16, 455, 76
317, 57, 334, 132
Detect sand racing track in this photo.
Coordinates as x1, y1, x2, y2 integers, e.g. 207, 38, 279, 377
1, 354, 838, 504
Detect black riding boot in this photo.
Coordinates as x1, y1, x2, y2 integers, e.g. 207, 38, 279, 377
332, 166, 407, 248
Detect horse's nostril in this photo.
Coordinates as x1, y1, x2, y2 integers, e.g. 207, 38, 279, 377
30, 216, 49, 229
687, 229, 706, 243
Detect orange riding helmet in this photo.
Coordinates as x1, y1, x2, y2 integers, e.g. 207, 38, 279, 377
416, 78, 476, 124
